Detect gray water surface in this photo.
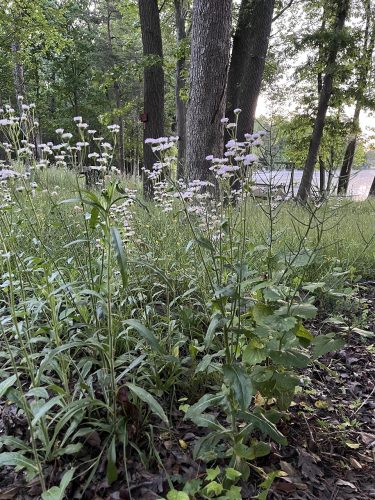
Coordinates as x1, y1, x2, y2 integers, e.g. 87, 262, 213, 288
253, 168, 375, 200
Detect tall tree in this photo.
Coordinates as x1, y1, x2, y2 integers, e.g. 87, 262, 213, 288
186, 0, 232, 182
297, 0, 350, 202
337, 0, 374, 194
226, 0, 275, 137
105, 0, 126, 172
174, 0, 189, 179
138, 0, 164, 196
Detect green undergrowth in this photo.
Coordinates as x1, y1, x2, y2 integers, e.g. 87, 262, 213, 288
0, 168, 374, 498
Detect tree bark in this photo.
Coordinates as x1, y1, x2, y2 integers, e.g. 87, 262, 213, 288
106, 0, 126, 173
226, 0, 275, 137
174, 0, 188, 179
139, 0, 165, 196
338, 0, 374, 195
186, 0, 232, 182
369, 174, 375, 197
297, 0, 350, 202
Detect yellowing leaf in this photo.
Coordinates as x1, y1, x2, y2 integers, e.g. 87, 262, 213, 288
178, 439, 188, 450
314, 400, 328, 409
345, 441, 360, 449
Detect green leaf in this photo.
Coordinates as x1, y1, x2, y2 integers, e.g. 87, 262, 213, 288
195, 236, 215, 252
41, 469, 75, 500
270, 349, 310, 368
238, 410, 287, 445
205, 481, 223, 496
0, 375, 16, 398
106, 437, 118, 486
243, 341, 268, 365
206, 466, 221, 481
89, 206, 100, 229
225, 467, 242, 480
312, 334, 345, 358
223, 364, 253, 410
295, 323, 314, 347
124, 319, 162, 353
111, 227, 128, 288
233, 441, 271, 460
0, 452, 38, 476
252, 304, 273, 324
205, 313, 224, 348
185, 393, 224, 422
167, 491, 190, 500
31, 396, 63, 426
276, 303, 317, 319
127, 382, 168, 423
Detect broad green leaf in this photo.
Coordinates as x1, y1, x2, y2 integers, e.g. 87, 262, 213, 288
127, 382, 168, 423
312, 334, 345, 358
111, 227, 128, 288
276, 303, 317, 319
0, 374, 16, 398
243, 342, 268, 365
270, 349, 310, 368
252, 304, 273, 324
223, 364, 253, 410
124, 319, 162, 353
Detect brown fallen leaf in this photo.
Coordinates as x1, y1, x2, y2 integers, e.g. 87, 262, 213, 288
360, 432, 375, 447
349, 457, 362, 469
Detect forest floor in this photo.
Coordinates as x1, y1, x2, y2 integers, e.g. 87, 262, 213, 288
0, 283, 373, 500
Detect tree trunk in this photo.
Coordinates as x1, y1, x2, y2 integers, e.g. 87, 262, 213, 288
297, 0, 350, 202
186, 0, 232, 182
369, 175, 375, 197
226, 0, 275, 137
106, 0, 126, 173
139, 0, 165, 197
337, 104, 360, 195
174, 0, 188, 179
319, 156, 325, 195
338, 0, 374, 195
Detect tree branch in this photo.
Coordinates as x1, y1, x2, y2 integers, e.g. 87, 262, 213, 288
272, 0, 295, 22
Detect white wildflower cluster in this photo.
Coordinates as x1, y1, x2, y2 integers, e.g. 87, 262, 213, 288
110, 188, 137, 240
205, 128, 265, 181
145, 136, 179, 153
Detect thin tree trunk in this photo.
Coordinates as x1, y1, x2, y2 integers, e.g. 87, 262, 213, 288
186, 0, 232, 182
319, 156, 325, 195
338, 0, 374, 195
337, 103, 360, 194
139, 0, 165, 196
174, 0, 188, 179
369, 175, 375, 197
106, 0, 126, 173
297, 0, 350, 202
226, 0, 275, 137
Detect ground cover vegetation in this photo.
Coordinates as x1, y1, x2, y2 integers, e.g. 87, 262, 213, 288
0, 0, 375, 499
